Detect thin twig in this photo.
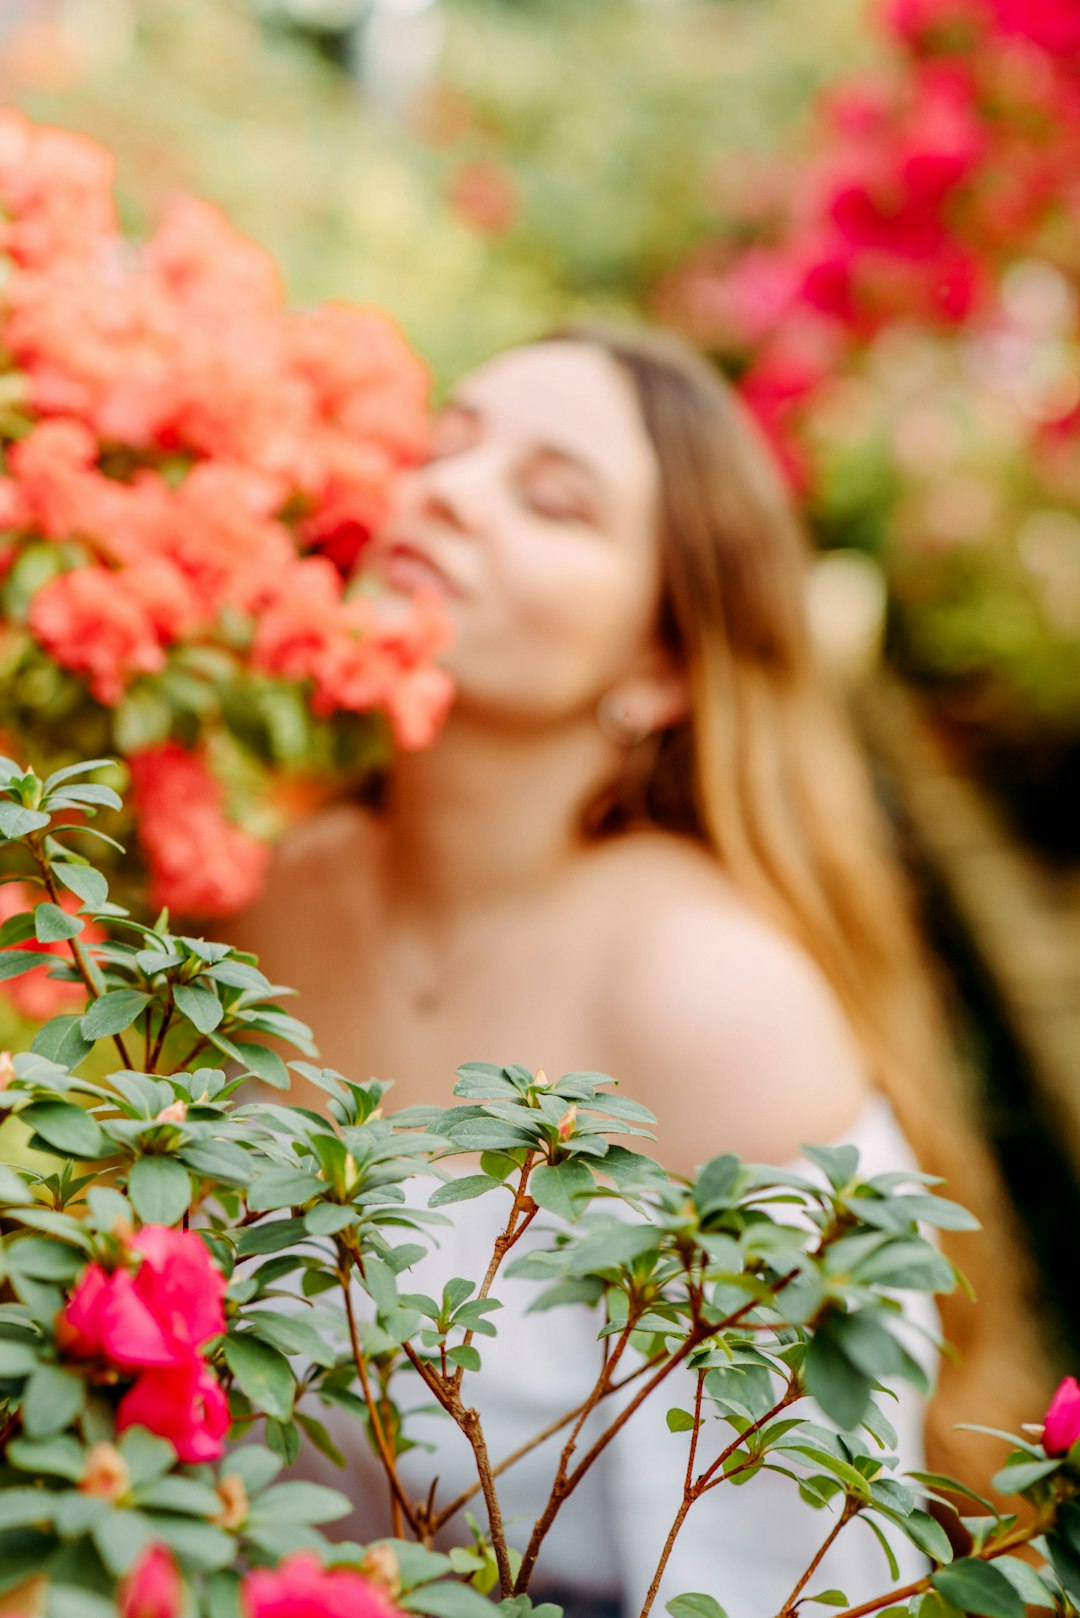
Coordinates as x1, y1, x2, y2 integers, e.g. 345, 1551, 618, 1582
777, 1499, 859, 1617
452, 1151, 537, 1393
833, 1514, 1050, 1618
339, 1266, 420, 1537
637, 1371, 708, 1618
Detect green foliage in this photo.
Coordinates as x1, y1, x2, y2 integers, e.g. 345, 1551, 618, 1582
0, 757, 1069, 1617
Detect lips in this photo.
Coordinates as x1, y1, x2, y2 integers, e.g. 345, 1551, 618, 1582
372, 540, 463, 598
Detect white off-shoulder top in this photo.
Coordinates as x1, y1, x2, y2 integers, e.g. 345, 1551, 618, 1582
310, 1095, 939, 1618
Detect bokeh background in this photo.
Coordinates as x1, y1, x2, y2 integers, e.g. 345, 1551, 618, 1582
2, 0, 1079, 1360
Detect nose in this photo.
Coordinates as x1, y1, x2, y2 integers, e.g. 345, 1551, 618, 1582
411, 444, 493, 537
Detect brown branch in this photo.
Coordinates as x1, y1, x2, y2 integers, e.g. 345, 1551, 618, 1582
399, 1339, 515, 1593
833, 1513, 1052, 1618
513, 1270, 803, 1595
148, 1002, 174, 1072
452, 1151, 537, 1393
339, 1265, 421, 1537
638, 1371, 707, 1618
431, 1344, 673, 1532
777, 1499, 859, 1617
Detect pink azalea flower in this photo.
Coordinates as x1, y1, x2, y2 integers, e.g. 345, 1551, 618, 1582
119, 1543, 183, 1618
117, 1356, 230, 1465
242, 1553, 401, 1618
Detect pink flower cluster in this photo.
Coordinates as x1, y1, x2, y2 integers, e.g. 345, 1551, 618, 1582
663, 0, 1080, 485
243, 1552, 401, 1618
58, 1226, 228, 1464
113, 1547, 401, 1618
0, 112, 453, 923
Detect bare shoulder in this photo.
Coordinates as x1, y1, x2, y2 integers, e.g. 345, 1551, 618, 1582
222, 799, 378, 954
583, 833, 871, 1170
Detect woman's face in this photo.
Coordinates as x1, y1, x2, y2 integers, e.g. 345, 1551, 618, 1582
368, 341, 667, 725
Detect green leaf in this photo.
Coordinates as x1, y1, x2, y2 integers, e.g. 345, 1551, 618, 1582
0, 1338, 42, 1376
235, 1217, 309, 1256
666, 1408, 698, 1433
429, 1174, 500, 1208
403, 1581, 501, 1618
571, 1222, 661, 1272
173, 982, 224, 1034
81, 990, 151, 1040
0, 1488, 56, 1530
34, 904, 82, 944
0, 803, 50, 838
31, 1014, 95, 1071
0, 1165, 31, 1203
6, 1434, 84, 1480
665, 1597, 729, 1618
0, 911, 37, 947
932, 1560, 1025, 1618
147, 1513, 236, 1571
446, 1344, 481, 1372
223, 1334, 295, 1420
303, 1204, 358, 1236
0, 950, 52, 982
22, 1364, 85, 1437
128, 1155, 192, 1226
804, 1325, 872, 1429
180, 1138, 252, 1187
246, 1481, 351, 1524
530, 1159, 594, 1222
248, 1166, 325, 1212
808, 1595, 849, 1608
52, 863, 109, 912
991, 1456, 1061, 1493
19, 1100, 104, 1159
231, 1040, 290, 1089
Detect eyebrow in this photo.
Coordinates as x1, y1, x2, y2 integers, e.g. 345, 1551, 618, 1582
444, 395, 612, 504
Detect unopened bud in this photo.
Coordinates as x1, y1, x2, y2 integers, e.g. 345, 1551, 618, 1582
214, 1472, 249, 1530
0, 1051, 14, 1090
534, 1067, 550, 1088
556, 1104, 578, 1143
154, 1100, 187, 1125
359, 1543, 401, 1598
80, 1442, 129, 1501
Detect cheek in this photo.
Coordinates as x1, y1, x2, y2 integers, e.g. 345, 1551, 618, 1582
463, 528, 660, 704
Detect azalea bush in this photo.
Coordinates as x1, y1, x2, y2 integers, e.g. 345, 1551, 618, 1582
0, 756, 1079, 1618
0, 109, 452, 953
659, 0, 1080, 826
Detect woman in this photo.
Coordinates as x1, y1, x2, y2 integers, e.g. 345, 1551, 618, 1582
230, 323, 1038, 1615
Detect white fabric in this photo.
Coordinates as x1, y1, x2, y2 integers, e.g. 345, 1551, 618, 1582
311, 1095, 938, 1618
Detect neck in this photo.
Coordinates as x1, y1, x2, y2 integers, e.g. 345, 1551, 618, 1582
381, 707, 618, 923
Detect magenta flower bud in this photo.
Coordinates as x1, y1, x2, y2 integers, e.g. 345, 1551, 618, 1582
1043, 1375, 1080, 1457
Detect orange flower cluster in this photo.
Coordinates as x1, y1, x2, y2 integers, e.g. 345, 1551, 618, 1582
0, 112, 454, 929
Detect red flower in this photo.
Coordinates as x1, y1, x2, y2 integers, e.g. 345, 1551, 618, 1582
1043, 1375, 1080, 1456
242, 1553, 401, 1618
989, 0, 1080, 56
58, 1230, 228, 1463
118, 1356, 230, 1465
59, 1227, 225, 1368
118, 1543, 183, 1618
28, 567, 173, 706
128, 743, 271, 919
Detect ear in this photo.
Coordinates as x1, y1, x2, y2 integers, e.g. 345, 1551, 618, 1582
616, 646, 690, 735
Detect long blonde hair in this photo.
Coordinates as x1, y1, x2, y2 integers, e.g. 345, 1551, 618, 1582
550, 321, 1046, 1490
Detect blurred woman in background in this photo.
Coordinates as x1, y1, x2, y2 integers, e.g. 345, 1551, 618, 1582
231, 323, 1043, 1617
